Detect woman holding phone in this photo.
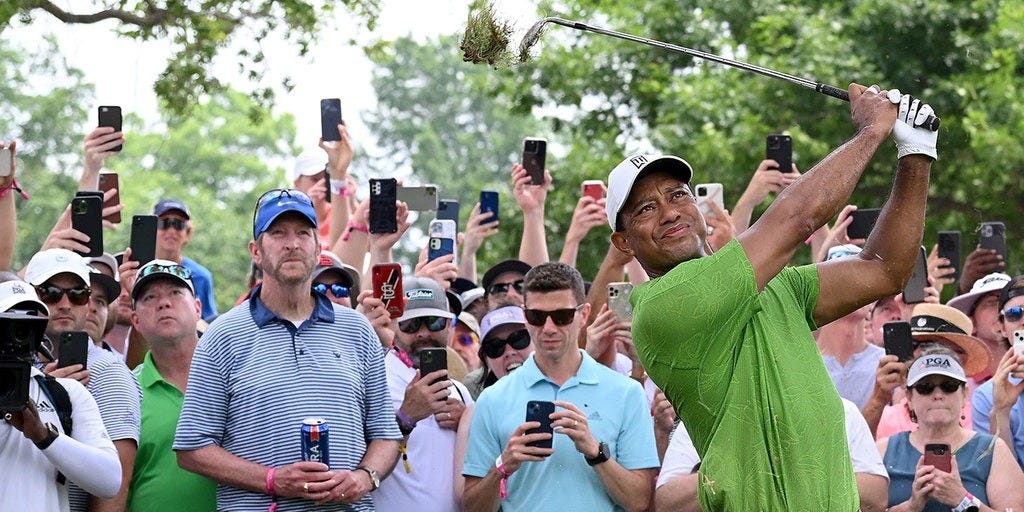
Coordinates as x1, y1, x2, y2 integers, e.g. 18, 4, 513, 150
877, 346, 1024, 511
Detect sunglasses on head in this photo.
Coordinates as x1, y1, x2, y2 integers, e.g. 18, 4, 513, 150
1004, 306, 1024, 323
35, 284, 91, 306
157, 218, 188, 231
313, 282, 350, 298
398, 315, 449, 334
523, 304, 584, 326
139, 262, 193, 281
482, 329, 531, 358
912, 379, 963, 395
252, 188, 313, 227
488, 280, 524, 296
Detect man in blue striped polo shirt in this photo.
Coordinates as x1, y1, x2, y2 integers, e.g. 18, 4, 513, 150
174, 189, 401, 511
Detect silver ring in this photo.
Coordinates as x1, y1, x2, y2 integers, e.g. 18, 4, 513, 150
3, 412, 12, 422
573, 419, 578, 427
303, 482, 309, 492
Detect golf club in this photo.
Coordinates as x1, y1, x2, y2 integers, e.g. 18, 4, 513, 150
520, 17, 940, 131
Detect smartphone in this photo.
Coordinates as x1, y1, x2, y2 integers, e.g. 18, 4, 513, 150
369, 178, 398, 234
883, 321, 915, 362
417, 347, 448, 386
130, 215, 158, 265
437, 199, 460, 233
57, 331, 90, 370
581, 180, 604, 201
372, 263, 404, 318
923, 443, 952, 473
847, 208, 881, 240
427, 219, 457, 264
320, 98, 342, 142
97, 106, 123, 152
396, 185, 439, 211
71, 195, 104, 257
607, 282, 634, 322
525, 400, 555, 451
1013, 330, 1024, 378
479, 191, 499, 223
979, 221, 1007, 265
0, 147, 11, 177
97, 171, 121, 224
766, 134, 793, 173
903, 246, 929, 304
936, 231, 961, 282
522, 137, 547, 185
694, 183, 724, 217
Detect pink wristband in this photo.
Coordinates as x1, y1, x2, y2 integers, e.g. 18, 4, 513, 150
495, 455, 512, 499
265, 467, 277, 496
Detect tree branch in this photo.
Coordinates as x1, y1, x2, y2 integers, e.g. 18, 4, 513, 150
31, 0, 168, 27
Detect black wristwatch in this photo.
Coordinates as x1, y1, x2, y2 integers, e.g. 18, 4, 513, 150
586, 441, 611, 466
34, 422, 59, 450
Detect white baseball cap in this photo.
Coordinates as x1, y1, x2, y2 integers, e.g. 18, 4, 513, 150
606, 152, 693, 232
24, 249, 91, 287
947, 272, 1012, 315
0, 280, 49, 315
287, 152, 327, 184
906, 353, 967, 387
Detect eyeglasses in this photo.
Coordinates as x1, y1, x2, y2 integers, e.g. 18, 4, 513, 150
139, 262, 193, 281
523, 304, 584, 326
482, 329, 531, 358
1004, 306, 1024, 323
912, 380, 964, 395
157, 218, 188, 231
398, 315, 449, 334
313, 282, 350, 298
35, 284, 91, 306
488, 280, 524, 296
456, 333, 478, 346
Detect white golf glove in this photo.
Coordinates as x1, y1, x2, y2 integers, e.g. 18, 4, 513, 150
889, 90, 938, 160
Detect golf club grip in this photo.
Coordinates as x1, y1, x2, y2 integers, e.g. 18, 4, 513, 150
816, 83, 940, 131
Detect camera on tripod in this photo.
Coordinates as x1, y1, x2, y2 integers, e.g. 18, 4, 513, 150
0, 310, 49, 412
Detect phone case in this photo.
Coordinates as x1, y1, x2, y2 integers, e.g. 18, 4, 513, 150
0, 147, 11, 177
369, 178, 398, 234
437, 199, 460, 232
937, 231, 961, 282
427, 219, 457, 264
71, 195, 104, 257
902, 246, 929, 304
923, 444, 952, 473
97, 106, 123, 151
694, 183, 724, 217
479, 191, 499, 223
525, 400, 555, 450
979, 222, 1007, 264
372, 263, 404, 318
97, 171, 121, 224
1014, 330, 1024, 358
882, 321, 915, 362
58, 331, 90, 370
847, 208, 881, 240
607, 282, 634, 321
766, 134, 792, 173
320, 98, 342, 142
581, 180, 604, 201
130, 215, 158, 264
396, 185, 439, 211
418, 347, 448, 385
522, 138, 547, 185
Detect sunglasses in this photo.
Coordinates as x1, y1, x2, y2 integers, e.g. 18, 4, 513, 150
488, 280, 524, 296
912, 380, 963, 395
398, 315, 449, 334
523, 304, 584, 327
35, 284, 91, 306
157, 217, 188, 231
482, 329, 531, 358
313, 282, 350, 298
456, 333, 478, 346
1004, 306, 1024, 323
140, 262, 193, 281
253, 188, 313, 229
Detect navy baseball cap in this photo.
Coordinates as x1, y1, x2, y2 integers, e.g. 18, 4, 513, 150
252, 189, 317, 239
153, 198, 191, 219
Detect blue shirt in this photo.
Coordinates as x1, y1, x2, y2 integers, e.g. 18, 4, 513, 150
883, 431, 993, 509
174, 286, 402, 512
972, 377, 1024, 467
463, 350, 659, 511
181, 256, 217, 321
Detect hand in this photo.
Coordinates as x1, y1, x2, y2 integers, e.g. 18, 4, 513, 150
117, 250, 142, 297
871, 354, 905, 403
511, 163, 550, 213
992, 347, 1024, 413
958, 247, 1005, 294
564, 196, 607, 244
44, 362, 90, 387
890, 91, 938, 160
0, 140, 16, 189
319, 123, 354, 178
907, 457, 936, 509
100, 187, 124, 230
921, 275, 941, 304
848, 83, 898, 141
926, 244, 956, 295
273, 461, 333, 500
704, 200, 735, 251
40, 207, 92, 254
400, 369, 451, 423
815, 205, 861, 262
461, 202, 499, 255
650, 389, 677, 436
367, 201, 411, 254
315, 468, 372, 505
923, 454, 969, 506
4, 399, 50, 443
413, 253, 458, 286
83, 127, 124, 176
552, 401, 601, 459
585, 304, 629, 362
742, 159, 800, 205
307, 176, 329, 207
434, 397, 466, 431
355, 290, 395, 348
499, 422, 554, 474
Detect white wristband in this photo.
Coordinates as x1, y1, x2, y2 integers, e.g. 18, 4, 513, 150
329, 178, 346, 196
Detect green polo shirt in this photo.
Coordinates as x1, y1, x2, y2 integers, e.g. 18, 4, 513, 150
128, 352, 217, 512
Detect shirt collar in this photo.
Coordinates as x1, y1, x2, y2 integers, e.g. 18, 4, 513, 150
135, 351, 165, 389
519, 349, 601, 389
248, 284, 336, 327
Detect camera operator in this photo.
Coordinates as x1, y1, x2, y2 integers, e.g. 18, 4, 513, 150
0, 278, 121, 511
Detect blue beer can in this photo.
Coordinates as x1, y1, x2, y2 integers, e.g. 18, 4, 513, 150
301, 418, 330, 466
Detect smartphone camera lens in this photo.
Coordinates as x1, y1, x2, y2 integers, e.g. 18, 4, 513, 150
697, 187, 707, 197
981, 225, 993, 237
72, 200, 88, 214
525, 141, 536, 152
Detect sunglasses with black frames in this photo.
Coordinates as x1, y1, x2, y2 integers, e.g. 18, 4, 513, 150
488, 280, 524, 297
398, 315, 449, 334
523, 304, 584, 326
35, 284, 91, 306
911, 380, 964, 395
481, 329, 531, 359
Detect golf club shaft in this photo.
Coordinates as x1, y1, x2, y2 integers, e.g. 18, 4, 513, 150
534, 17, 939, 131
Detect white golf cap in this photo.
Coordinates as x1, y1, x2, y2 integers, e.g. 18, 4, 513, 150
0, 280, 49, 315
24, 249, 90, 287
606, 152, 693, 231
906, 353, 967, 387
946, 272, 1012, 315
287, 152, 327, 184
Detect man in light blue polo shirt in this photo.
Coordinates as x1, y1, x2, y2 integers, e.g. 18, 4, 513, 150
462, 262, 659, 512
174, 189, 401, 512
